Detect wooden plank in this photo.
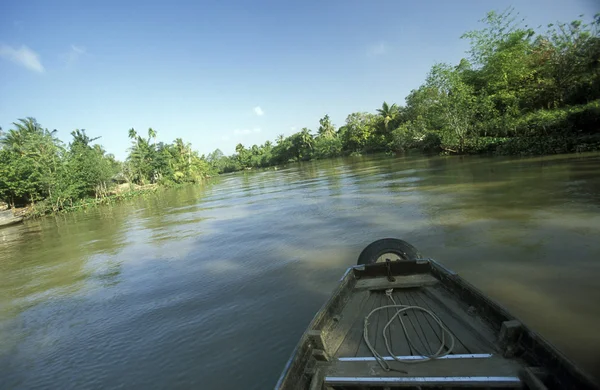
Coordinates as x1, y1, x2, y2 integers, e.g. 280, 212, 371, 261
334, 291, 378, 358
405, 290, 439, 355
519, 367, 549, 390
415, 289, 471, 354
324, 355, 522, 383
321, 289, 370, 356
355, 274, 438, 291
499, 320, 523, 358
409, 289, 445, 350
355, 292, 383, 357
423, 285, 497, 353
308, 368, 325, 390
325, 375, 521, 388
391, 289, 431, 356
372, 292, 385, 350
374, 291, 390, 353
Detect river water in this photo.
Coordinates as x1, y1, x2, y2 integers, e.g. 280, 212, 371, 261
1, 153, 599, 389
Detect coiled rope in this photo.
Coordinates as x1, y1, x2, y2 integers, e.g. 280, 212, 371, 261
363, 288, 455, 372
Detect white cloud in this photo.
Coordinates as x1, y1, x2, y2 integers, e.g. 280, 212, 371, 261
221, 135, 231, 141
64, 44, 86, 67
367, 42, 388, 57
253, 106, 264, 116
0, 44, 44, 73
253, 127, 261, 133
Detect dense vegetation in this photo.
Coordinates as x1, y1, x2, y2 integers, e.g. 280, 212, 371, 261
1, 9, 599, 214
209, 10, 600, 172
0, 120, 210, 212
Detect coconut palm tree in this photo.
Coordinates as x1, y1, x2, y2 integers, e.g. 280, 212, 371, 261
128, 128, 137, 140
376, 102, 399, 130
318, 114, 336, 138
148, 128, 157, 145
299, 128, 314, 149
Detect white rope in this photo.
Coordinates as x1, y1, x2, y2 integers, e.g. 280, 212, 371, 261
363, 288, 455, 372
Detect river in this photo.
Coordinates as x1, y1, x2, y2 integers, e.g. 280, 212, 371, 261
1, 153, 599, 389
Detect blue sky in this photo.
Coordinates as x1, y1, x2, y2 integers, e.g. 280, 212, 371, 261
1, 0, 598, 159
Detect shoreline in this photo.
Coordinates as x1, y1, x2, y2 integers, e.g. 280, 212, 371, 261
9, 142, 600, 221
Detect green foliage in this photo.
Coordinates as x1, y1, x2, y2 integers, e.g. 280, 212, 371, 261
317, 114, 336, 139
3, 9, 600, 212
397, 9, 600, 155
125, 129, 210, 185
0, 121, 210, 215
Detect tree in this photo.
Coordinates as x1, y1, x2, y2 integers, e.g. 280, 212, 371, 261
148, 128, 157, 145
376, 102, 400, 131
340, 112, 377, 153
426, 63, 479, 152
317, 114, 336, 138
61, 129, 116, 199
0, 118, 63, 205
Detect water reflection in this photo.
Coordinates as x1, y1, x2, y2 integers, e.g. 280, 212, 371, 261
1, 152, 599, 389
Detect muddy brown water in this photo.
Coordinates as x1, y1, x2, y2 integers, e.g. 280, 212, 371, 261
1, 153, 599, 389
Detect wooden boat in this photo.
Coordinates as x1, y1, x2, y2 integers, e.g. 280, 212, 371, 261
0, 209, 23, 228
275, 239, 599, 390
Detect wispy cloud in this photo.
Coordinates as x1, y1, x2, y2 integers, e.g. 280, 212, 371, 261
253, 106, 264, 116
367, 42, 388, 57
0, 44, 44, 73
64, 44, 86, 67
234, 127, 262, 135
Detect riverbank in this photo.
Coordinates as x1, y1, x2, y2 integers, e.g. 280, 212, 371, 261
16, 184, 161, 220
9, 136, 600, 220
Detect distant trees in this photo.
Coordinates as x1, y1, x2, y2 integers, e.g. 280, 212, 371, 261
0, 122, 211, 212
2, 9, 599, 211
0, 119, 120, 210
125, 128, 210, 185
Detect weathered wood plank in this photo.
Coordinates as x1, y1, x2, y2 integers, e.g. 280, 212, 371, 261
374, 291, 390, 353
334, 291, 378, 358
405, 290, 439, 355
391, 289, 431, 356
355, 274, 438, 291
321, 289, 370, 356
324, 355, 522, 381
415, 289, 472, 354
355, 292, 382, 357
424, 285, 497, 353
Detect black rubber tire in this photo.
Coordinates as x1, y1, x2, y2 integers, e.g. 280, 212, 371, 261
357, 238, 421, 265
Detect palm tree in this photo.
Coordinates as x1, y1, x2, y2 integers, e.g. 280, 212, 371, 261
318, 114, 336, 138
71, 129, 100, 148
276, 134, 285, 145
148, 128, 157, 145
128, 128, 137, 140
376, 102, 399, 130
299, 128, 314, 149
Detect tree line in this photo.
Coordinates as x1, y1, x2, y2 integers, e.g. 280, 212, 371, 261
0, 120, 211, 211
1, 9, 599, 212
209, 10, 600, 172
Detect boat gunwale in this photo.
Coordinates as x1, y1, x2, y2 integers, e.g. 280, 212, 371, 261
275, 259, 600, 390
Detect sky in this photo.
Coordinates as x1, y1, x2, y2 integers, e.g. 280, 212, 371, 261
1, 0, 598, 159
